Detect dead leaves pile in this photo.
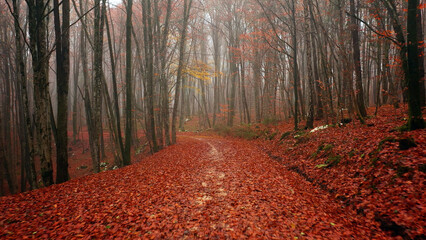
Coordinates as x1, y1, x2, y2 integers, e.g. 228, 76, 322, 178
255, 106, 425, 239
1, 134, 388, 239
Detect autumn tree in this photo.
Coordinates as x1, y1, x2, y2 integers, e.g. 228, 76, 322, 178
377, 0, 424, 129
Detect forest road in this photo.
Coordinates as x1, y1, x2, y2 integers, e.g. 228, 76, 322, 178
0, 135, 386, 239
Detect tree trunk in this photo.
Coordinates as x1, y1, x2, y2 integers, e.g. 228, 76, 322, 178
142, 0, 159, 152
227, 18, 237, 127
53, 0, 70, 184
381, 0, 424, 129
253, 52, 262, 123
349, 0, 367, 118
406, 0, 424, 129
291, 0, 299, 130
304, 0, 314, 129
160, 0, 172, 146
12, 0, 37, 190
171, 0, 192, 144
105, 12, 125, 167
124, 0, 133, 165
90, 0, 107, 173
28, 0, 54, 186
416, 2, 425, 107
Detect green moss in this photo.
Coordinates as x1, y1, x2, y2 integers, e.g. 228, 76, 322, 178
294, 131, 310, 144
326, 155, 342, 167
311, 143, 333, 159
323, 144, 334, 152
316, 154, 342, 169
266, 131, 278, 140
315, 163, 329, 169
393, 124, 409, 132
279, 131, 292, 141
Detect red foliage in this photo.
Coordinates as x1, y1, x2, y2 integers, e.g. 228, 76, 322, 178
2, 134, 386, 238
254, 105, 425, 239
0, 105, 423, 238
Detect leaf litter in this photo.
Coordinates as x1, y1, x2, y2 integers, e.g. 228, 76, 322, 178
1, 106, 422, 239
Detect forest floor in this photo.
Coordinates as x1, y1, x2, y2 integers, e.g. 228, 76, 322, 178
0, 105, 424, 239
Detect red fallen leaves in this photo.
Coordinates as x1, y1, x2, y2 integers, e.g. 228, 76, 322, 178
1, 133, 390, 239
254, 105, 425, 239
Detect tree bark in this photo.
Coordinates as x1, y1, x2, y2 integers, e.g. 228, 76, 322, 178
12, 0, 37, 190
406, 0, 424, 129
53, 0, 70, 183
291, 0, 299, 130
172, 0, 192, 144
105, 11, 125, 167
124, 0, 133, 165
90, 0, 107, 173
160, 0, 172, 146
28, 0, 54, 186
349, 0, 367, 118
304, 0, 314, 129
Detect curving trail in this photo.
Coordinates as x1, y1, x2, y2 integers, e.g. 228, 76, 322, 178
0, 135, 387, 239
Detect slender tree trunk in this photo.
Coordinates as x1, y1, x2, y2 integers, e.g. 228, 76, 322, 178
211, 17, 221, 126
227, 18, 237, 127
142, 0, 159, 151
72, 46, 79, 144
253, 52, 262, 123
124, 0, 133, 165
179, 75, 187, 130
12, 0, 37, 190
304, 0, 314, 129
171, 0, 192, 144
291, 0, 299, 130
160, 0, 172, 146
53, 0, 70, 183
28, 0, 54, 186
416, 2, 425, 107
105, 12, 125, 167
91, 0, 107, 173
200, 34, 212, 127
240, 59, 251, 124
349, 0, 367, 118
1, 48, 15, 193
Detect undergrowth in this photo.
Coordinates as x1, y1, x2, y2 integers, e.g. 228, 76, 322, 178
213, 124, 259, 140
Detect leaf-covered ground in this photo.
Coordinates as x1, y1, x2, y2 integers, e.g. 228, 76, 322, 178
1, 134, 389, 239
251, 106, 425, 239
1, 106, 423, 239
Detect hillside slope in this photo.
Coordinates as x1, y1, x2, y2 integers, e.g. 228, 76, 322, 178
249, 106, 425, 239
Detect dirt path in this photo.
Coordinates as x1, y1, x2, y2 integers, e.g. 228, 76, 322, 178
0, 135, 387, 239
